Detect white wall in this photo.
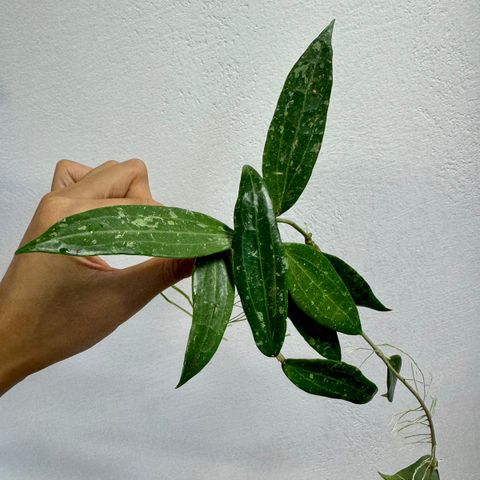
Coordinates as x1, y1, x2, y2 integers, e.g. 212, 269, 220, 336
1, 1, 479, 478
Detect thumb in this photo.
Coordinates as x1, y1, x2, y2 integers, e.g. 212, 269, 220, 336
105, 257, 194, 320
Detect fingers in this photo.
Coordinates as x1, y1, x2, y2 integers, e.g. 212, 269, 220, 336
51, 159, 119, 191
104, 258, 194, 322
51, 160, 92, 191
81, 160, 119, 180
66, 159, 153, 200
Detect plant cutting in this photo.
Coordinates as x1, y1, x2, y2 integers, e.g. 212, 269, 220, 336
16, 20, 440, 479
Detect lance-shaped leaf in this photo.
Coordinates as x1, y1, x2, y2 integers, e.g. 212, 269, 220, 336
285, 243, 361, 335
288, 296, 341, 361
382, 354, 402, 403
232, 165, 287, 357
16, 205, 233, 258
324, 253, 390, 311
177, 253, 234, 388
262, 20, 334, 215
379, 455, 440, 480
282, 358, 377, 404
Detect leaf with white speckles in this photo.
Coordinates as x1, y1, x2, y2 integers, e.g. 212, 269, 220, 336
232, 165, 287, 357
379, 456, 440, 479
381, 354, 402, 403
288, 295, 341, 361
324, 253, 390, 311
262, 20, 334, 215
281, 358, 377, 404
285, 243, 361, 335
16, 206, 233, 258
177, 252, 234, 388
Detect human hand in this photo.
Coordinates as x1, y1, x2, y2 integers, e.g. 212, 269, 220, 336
0, 159, 193, 396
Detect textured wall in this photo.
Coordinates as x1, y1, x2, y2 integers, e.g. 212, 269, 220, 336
1, 1, 479, 478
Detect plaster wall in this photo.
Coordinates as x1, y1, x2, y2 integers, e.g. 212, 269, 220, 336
1, 1, 479, 478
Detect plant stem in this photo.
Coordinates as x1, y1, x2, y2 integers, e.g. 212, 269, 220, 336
276, 217, 319, 249
279, 216, 438, 467
361, 331, 437, 465
276, 353, 286, 364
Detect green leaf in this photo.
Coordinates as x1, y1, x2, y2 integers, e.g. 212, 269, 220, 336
288, 295, 341, 361
324, 253, 390, 311
381, 354, 402, 403
232, 165, 288, 357
177, 253, 234, 388
16, 205, 233, 258
379, 456, 439, 479
262, 20, 334, 215
282, 358, 377, 404
285, 243, 361, 335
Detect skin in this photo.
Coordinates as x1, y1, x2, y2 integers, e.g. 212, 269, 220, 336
0, 159, 193, 396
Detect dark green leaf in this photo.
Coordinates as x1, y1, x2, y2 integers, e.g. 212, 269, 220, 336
285, 243, 361, 335
16, 205, 233, 258
282, 358, 377, 404
262, 20, 334, 215
232, 165, 287, 357
324, 253, 390, 311
379, 456, 439, 479
381, 355, 402, 403
288, 295, 341, 361
177, 253, 234, 388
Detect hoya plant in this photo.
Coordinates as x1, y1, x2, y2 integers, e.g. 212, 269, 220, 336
17, 20, 440, 479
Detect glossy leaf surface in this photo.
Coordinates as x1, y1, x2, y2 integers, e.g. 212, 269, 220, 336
16, 205, 233, 258
262, 20, 334, 214
288, 296, 341, 361
177, 253, 234, 388
382, 354, 402, 403
282, 358, 377, 404
232, 165, 287, 357
285, 243, 361, 335
324, 253, 390, 311
379, 456, 440, 480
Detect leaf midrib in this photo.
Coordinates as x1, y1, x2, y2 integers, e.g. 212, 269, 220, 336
276, 45, 323, 212
288, 250, 348, 321
289, 364, 369, 398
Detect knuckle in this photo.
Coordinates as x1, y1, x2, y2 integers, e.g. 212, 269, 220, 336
39, 191, 72, 214
39, 191, 56, 207
126, 158, 147, 175
103, 160, 119, 167
55, 159, 72, 171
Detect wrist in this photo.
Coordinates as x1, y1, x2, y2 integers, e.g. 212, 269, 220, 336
0, 359, 28, 397
0, 285, 35, 396
0, 334, 32, 396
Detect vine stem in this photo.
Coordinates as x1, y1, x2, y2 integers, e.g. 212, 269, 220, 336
278, 217, 438, 467
361, 331, 437, 465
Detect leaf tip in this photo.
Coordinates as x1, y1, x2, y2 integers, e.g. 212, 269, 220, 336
375, 301, 392, 312
15, 241, 36, 255
322, 19, 335, 39
175, 377, 187, 389
175, 369, 191, 389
